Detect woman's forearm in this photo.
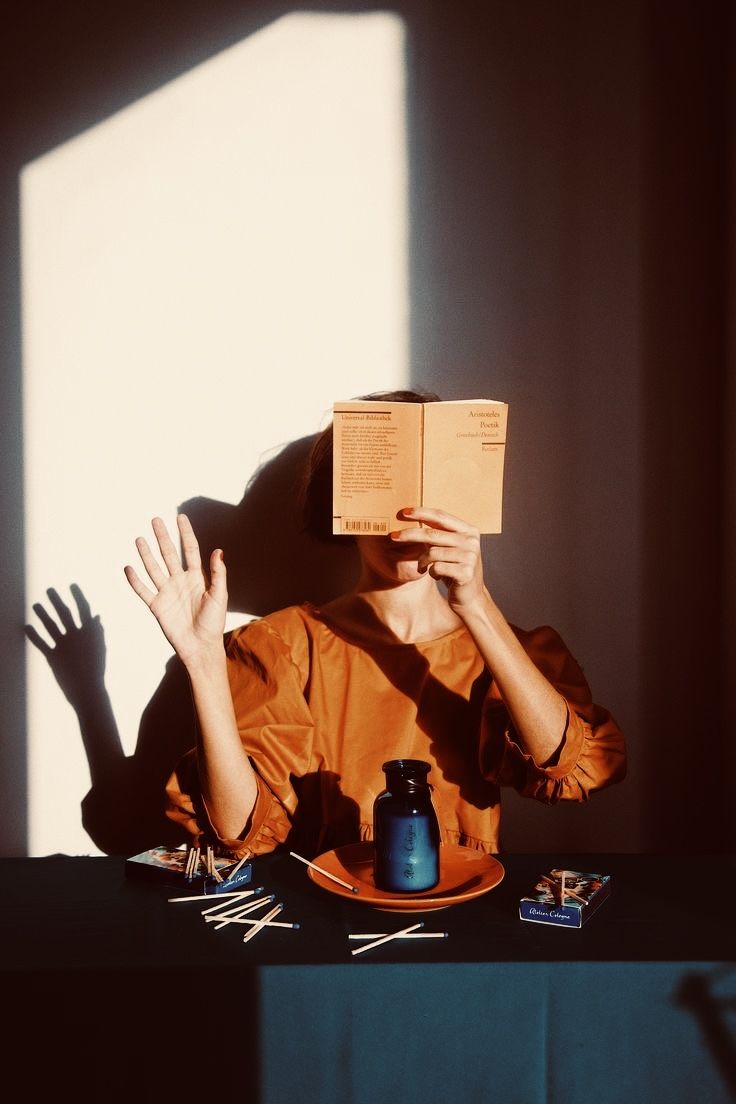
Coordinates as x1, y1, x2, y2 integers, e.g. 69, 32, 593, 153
185, 646, 259, 840
460, 590, 568, 765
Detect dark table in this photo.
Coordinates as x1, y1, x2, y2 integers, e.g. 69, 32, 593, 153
1, 851, 734, 1103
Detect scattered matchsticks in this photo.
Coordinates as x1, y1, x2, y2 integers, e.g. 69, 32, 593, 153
242, 902, 285, 944
351, 921, 425, 956
200, 890, 268, 918
168, 879, 298, 944
205, 915, 300, 931
209, 895, 276, 930
348, 931, 448, 941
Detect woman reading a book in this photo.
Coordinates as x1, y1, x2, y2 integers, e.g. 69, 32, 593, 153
124, 392, 625, 859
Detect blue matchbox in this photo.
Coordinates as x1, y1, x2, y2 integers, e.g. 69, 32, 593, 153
125, 845, 253, 894
519, 868, 611, 929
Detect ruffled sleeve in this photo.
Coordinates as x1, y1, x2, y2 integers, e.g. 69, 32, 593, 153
479, 625, 626, 803
164, 614, 315, 857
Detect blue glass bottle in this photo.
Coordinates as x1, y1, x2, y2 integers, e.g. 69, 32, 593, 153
373, 759, 440, 893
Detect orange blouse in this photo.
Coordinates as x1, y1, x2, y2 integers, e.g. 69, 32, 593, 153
165, 603, 626, 858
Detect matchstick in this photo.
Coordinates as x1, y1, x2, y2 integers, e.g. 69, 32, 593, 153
348, 932, 448, 941
205, 916, 300, 930
289, 850, 359, 893
224, 851, 252, 882
185, 846, 198, 881
189, 846, 201, 880
209, 894, 275, 928
205, 846, 224, 883
540, 874, 587, 906
242, 902, 284, 943
168, 887, 263, 904
351, 922, 424, 956
198, 890, 265, 915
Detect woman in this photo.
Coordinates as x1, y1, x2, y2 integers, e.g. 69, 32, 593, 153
124, 392, 625, 859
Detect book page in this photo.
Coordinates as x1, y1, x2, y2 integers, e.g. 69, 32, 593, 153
422, 401, 509, 533
332, 401, 422, 534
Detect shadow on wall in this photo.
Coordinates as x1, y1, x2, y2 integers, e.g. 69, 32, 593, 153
674, 965, 736, 1102
26, 435, 359, 855
181, 434, 359, 617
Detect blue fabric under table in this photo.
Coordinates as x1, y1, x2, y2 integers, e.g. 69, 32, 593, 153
259, 961, 735, 1104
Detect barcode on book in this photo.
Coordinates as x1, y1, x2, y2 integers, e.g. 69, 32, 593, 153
342, 518, 389, 533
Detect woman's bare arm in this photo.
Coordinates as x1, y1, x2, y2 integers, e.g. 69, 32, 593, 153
391, 507, 568, 765
124, 514, 257, 838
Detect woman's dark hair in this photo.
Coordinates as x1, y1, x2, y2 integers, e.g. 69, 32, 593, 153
301, 388, 442, 543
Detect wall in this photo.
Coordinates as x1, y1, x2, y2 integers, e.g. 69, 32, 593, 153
1, 0, 733, 856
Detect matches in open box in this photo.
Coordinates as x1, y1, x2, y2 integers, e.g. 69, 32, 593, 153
125, 844, 254, 894
519, 868, 611, 929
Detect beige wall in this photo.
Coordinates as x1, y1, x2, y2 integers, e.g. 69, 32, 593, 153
1, 0, 733, 854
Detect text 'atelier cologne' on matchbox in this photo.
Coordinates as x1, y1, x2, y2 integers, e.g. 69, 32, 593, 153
519, 869, 611, 929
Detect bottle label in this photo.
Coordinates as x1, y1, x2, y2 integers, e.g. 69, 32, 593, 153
374, 813, 439, 892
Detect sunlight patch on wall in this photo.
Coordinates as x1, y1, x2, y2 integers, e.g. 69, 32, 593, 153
22, 12, 408, 855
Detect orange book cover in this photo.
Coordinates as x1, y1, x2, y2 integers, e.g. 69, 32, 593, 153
332, 398, 508, 535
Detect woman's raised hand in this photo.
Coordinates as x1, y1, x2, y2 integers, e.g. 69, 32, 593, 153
124, 514, 227, 667
390, 506, 487, 615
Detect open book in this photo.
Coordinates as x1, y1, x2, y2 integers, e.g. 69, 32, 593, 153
332, 398, 509, 535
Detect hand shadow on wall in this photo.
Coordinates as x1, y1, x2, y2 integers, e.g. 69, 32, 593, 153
26, 433, 360, 855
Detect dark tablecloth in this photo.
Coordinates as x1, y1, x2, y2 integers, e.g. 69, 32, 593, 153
1, 851, 734, 1103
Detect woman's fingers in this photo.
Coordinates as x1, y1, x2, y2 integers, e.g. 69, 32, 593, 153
134, 536, 168, 589
391, 507, 479, 546
152, 516, 183, 575
177, 513, 202, 572
123, 564, 156, 607
126, 515, 215, 616
417, 546, 466, 569
393, 526, 464, 548
396, 506, 477, 535
424, 558, 474, 584
209, 548, 227, 599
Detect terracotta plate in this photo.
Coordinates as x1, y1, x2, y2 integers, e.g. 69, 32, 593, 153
307, 841, 505, 912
